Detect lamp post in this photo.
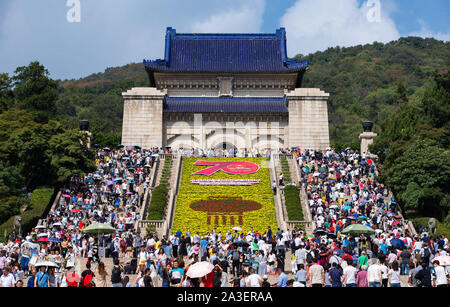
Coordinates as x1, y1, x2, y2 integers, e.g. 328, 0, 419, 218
359, 121, 377, 154
79, 120, 92, 149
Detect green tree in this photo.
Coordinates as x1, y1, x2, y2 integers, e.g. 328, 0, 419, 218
383, 140, 450, 219
0, 73, 13, 112
47, 129, 97, 184
12, 62, 59, 123
421, 70, 450, 130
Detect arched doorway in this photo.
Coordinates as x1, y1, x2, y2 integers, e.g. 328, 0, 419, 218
214, 142, 237, 151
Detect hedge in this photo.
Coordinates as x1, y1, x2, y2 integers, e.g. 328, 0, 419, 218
411, 217, 450, 240
279, 156, 303, 221
280, 156, 292, 183
147, 156, 172, 220
0, 187, 55, 241
285, 185, 304, 221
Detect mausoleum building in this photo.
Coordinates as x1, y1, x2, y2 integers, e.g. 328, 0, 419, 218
122, 27, 330, 151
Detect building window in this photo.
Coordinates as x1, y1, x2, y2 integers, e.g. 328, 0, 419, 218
218, 77, 233, 97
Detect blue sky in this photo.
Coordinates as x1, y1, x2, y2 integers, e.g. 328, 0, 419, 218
0, 0, 448, 80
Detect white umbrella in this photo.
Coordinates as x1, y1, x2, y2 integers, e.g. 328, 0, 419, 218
52, 222, 63, 227
433, 255, 450, 266
35, 225, 46, 229
232, 227, 242, 231
35, 260, 58, 268
186, 262, 214, 279
37, 233, 48, 237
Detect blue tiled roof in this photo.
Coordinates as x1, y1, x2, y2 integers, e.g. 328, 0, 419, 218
164, 97, 288, 114
144, 27, 308, 73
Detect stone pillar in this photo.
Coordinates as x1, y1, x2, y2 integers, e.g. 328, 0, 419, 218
286, 88, 330, 150
79, 120, 92, 149
359, 121, 377, 154
122, 88, 165, 149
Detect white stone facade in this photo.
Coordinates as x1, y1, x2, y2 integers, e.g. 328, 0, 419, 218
122, 79, 331, 150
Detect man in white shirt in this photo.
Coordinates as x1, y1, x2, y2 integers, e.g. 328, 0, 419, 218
0, 268, 15, 287
295, 245, 307, 266
367, 259, 383, 287
432, 260, 449, 287
246, 268, 262, 287
342, 260, 358, 287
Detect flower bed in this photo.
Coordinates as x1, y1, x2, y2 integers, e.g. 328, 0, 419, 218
172, 158, 277, 235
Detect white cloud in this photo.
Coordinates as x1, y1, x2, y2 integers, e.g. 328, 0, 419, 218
0, 0, 266, 80
190, 0, 265, 33
409, 19, 450, 42
280, 0, 400, 56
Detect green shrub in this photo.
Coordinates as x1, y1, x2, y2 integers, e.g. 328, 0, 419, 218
280, 156, 292, 183
285, 185, 304, 221
147, 157, 172, 220
0, 187, 55, 241
411, 217, 450, 239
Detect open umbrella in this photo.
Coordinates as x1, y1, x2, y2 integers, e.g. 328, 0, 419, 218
233, 241, 249, 248
186, 262, 214, 279
394, 216, 402, 220
48, 238, 61, 243
318, 167, 327, 173
433, 255, 450, 266
358, 216, 368, 220
387, 212, 395, 217
82, 223, 116, 235
106, 181, 114, 186
37, 233, 48, 237
232, 227, 242, 231
343, 205, 352, 211
71, 209, 81, 213
314, 227, 327, 235
52, 222, 63, 227
392, 220, 401, 226
35, 225, 46, 229
38, 237, 48, 242
327, 232, 337, 239
35, 260, 58, 268
390, 238, 404, 249
341, 224, 375, 236
63, 194, 71, 198
319, 173, 327, 179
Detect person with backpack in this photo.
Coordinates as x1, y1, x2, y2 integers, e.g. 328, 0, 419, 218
111, 259, 123, 287
66, 269, 80, 288
415, 261, 433, 287
231, 248, 241, 277
80, 262, 95, 287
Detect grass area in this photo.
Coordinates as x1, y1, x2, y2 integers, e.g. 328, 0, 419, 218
285, 185, 304, 221
280, 156, 292, 183
0, 187, 55, 241
279, 156, 304, 221
411, 217, 450, 239
147, 156, 172, 220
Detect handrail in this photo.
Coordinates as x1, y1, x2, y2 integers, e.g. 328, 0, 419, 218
162, 154, 182, 237
269, 156, 287, 231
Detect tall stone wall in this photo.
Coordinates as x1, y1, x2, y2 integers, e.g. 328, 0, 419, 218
122, 88, 165, 148
287, 88, 330, 150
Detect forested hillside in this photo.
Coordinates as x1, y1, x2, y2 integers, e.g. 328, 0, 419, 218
56, 36, 450, 148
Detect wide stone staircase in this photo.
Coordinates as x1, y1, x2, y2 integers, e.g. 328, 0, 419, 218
138, 154, 182, 239
271, 155, 314, 236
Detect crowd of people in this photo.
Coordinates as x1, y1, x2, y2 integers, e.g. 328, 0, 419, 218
0, 147, 448, 288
